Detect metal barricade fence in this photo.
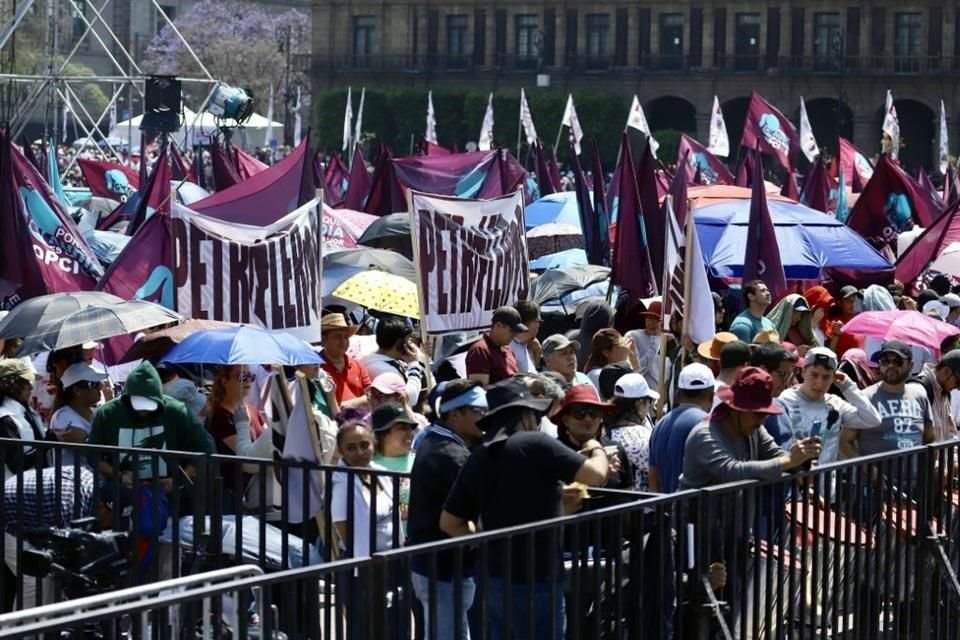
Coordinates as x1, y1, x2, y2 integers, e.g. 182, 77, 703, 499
4, 438, 960, 639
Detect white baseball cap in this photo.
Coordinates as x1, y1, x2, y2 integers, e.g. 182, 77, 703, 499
60, 362, 107, 389
129, 395, 159, 412
678, 363, 716, 390
923, 299, 950, 321
944, 293, 960, 309
613, 373, 660, 401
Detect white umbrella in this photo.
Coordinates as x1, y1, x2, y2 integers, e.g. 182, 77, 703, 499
931, 242, 960, 276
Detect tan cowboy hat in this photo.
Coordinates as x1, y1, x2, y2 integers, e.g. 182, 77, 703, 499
320, 313, 358, 335
696, 331, 738, 361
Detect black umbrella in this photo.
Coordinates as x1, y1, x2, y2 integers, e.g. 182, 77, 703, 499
357, 213, 412, 259
529, 265, 611, 306
0, 292, 124, 340
17, 300, 183, 356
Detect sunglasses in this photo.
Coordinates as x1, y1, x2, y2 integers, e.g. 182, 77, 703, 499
879, 356, 906, 367
569, 406, 603, 420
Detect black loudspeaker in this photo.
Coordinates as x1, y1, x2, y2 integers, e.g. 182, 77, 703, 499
140, 75, 182, 134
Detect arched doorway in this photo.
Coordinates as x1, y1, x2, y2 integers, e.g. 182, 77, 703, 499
798, 97, 854, 159
874, 99, 934, 171
720, 96, 751, 160
645, 96, 697, 134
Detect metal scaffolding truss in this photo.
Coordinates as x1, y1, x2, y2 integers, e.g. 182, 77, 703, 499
0, 0, 218, 179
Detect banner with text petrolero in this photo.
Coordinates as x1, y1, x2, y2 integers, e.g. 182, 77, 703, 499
171, 199, 323, 333
410, 190, 530, 335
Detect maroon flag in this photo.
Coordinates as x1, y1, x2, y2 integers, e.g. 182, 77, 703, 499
363, 145, 402, 216
20, 137, 43, 176
211, 139, 241, 190
655, 169, 672, 199
895, 202, 960, 286
0, 133, 36, 300
534, 142, 557, 196
667, 152, 690, 227
192, 135, 315, 225
323, 153, 349, 206
128, 144, 171, 236
236, 148, 269, 179
916, 167, 943, 205
780, 170, 800, 200
946, 166, 960, 209
78, 158, 140, 200
838, 137, 873, 192
743, 150, 788, 301
740, 91, 800, 171
478, 149, 527, 200
547, 146, 563, 192
420, 140, 451, 155
345, 144, 372, 211
676, 134, 734, 185
847, 155, 941, 249
800, 159, 839, 216
735, 151, 755, 188
571, 143, 606, 266
169, 144, 192, 183
636, 145, 666, 285
611, 132, 658, 303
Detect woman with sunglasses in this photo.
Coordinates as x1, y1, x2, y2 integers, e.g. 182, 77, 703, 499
206, 365, 262, 494
49, 363, 109, 468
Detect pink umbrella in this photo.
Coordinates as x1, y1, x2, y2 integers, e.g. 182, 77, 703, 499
322, 206, 378, 249
841, 310, 960, 351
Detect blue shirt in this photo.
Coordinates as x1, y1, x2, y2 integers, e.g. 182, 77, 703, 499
729, 310, 775, 343
649, 405, 707, 493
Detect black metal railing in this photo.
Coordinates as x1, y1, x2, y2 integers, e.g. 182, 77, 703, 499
3, 438, 960, 638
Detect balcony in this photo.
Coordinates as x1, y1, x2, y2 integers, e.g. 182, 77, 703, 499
312, 53, 960, 76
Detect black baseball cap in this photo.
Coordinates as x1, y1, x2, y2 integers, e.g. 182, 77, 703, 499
938, 349, 960, 375
491, 306, 528, 333
839, 285, 861, 299
371, 402, 418, 433
871, 339, 912, 363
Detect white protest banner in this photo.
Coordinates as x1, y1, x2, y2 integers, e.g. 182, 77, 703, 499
170, 198, 323, 335
410, 190, 529, 334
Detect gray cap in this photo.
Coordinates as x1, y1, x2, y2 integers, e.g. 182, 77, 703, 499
542, 334, 580, 357
839, 285, 861, 299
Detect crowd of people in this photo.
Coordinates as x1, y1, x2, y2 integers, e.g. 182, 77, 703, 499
3, 267, 960, 637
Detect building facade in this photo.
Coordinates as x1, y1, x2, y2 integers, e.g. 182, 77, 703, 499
312, 1, 960, 170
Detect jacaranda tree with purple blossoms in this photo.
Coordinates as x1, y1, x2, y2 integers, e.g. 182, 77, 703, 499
142, 0, 310, 118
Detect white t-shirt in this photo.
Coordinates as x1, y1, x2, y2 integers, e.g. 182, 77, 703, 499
49, 405, 93, 435
330, 462, 395, 558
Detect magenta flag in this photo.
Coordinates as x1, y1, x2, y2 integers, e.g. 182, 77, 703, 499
420, 140, 451, 155
847, 155, 942, 249
78, 158, 140, 200
211, 139, 241, 190
800, 159, 840, 216
611, 132, 658, 303
743, 150, 788, 301
740, 91, 800, 171
636, 145, 666, 285
344, 144, 372, 211
895, 202, 960, 286
323, 154, 349, 206
677, 134, 734, 185
946, 166, 960, 208
478, 150, 527, 200
780, 170, 800, 200
236, 148, 269, 179
193, 135, 315, 225
128, 144, 171, 236
667, 153, 690, 228
838, 137, 873, 192
534, 143, 557, 196
916, 167, 943, 205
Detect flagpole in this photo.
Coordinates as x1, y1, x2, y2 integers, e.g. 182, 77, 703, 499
516, 99, 523, 159
553, 124, 565, 157
654, 195, 676, 417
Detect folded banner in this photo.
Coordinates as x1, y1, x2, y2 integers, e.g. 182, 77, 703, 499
410, 190, 529, 334
170, 199, 323, 334
78, 158, 140, 201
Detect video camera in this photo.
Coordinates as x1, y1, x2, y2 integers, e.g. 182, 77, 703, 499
22, 517, 130, 599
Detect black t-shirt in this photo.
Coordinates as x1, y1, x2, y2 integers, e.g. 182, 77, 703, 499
408, 428, 473, 579
443, 430, 586, 581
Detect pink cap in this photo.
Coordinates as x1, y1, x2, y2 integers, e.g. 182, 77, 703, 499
370, 372, 406, 396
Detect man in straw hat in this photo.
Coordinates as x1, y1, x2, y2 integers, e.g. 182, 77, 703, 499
680, 366, 822, 490
440, 376, 611, 637
318, 313, 370, 407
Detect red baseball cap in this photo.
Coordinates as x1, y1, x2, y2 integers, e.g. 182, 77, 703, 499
556, 384, 613, 417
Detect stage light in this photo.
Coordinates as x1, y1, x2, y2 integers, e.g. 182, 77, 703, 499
207, 83, 254, 124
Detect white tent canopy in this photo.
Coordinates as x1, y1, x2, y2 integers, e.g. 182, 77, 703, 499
108, 108, 282, 149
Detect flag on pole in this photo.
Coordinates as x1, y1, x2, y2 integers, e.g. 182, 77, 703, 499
707, 96, 729, 158
882, 90, 900, 160
342, 87, 353, 151
589, 139, 611, 266
519, 89, 538, 145
743, 150, 788, 302
799, 96, 819, 162
478, 93, 494, 151
353, 87, 366, 147
562, 94, 584, 156
571, 142, 604, 266
838, 137, 874, 191
662, 192, 714, 345
741, 91, 799, 171
264, 84, 276, 150
425, 91, 438, 144
940, 99, 949, 175
109, 91, 118, 135
626, 95, 659, 158
293, 86, 303, 147
610, 132, 658, 302
835, 166, 850, 223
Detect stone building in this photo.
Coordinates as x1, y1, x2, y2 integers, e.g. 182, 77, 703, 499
312, 1, 959, 169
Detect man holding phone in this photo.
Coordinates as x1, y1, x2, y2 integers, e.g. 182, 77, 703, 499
361, 316, 426, 406
778, 347, 880, 463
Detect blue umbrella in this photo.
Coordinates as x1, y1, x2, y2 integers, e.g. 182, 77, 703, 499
530, 248, 588, 270
162, 326, 321, 366
524, 192, 586, 229
695, 199, 893, 280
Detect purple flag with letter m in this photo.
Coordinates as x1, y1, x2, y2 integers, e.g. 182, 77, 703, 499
741, 91, 800, 172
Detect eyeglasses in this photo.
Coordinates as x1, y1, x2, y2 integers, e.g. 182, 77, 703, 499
569, 406, 603, 420
879, 356, 906, 367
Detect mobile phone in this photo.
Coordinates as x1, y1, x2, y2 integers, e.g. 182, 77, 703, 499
603, 445, 619, 456
810, 418, 824, 438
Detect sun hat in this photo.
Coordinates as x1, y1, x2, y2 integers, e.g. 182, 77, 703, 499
320, 313, 358, 335
0, 359, 35, 383
715, 366, 783, 415
477, 378, 553, 430
697, 332, 738, 361
639, 300, 663, 318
